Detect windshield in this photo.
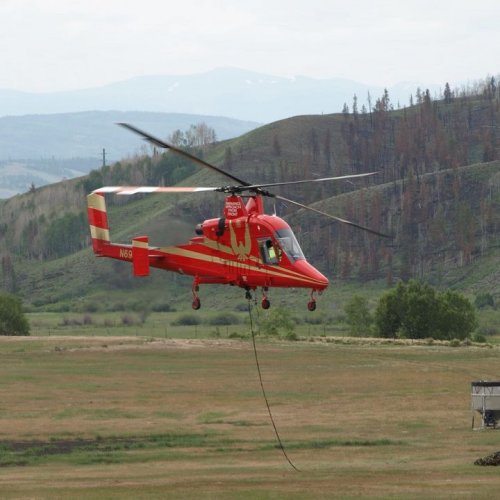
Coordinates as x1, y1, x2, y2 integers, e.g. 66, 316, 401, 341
275, 228, 305, 262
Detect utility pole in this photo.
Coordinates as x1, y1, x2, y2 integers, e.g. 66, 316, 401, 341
102, 148, 106, 168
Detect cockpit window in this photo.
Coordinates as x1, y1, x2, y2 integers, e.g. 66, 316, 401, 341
275, 228, 305, 262
259, 238, 279, 265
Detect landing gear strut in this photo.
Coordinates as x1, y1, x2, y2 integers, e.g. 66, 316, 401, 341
192, 280, 201, 310
261, 287, 270, 309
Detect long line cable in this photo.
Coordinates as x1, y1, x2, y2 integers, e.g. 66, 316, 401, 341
247, 299, 300, 472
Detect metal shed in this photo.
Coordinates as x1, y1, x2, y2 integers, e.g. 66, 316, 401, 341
471, 381, 500, 429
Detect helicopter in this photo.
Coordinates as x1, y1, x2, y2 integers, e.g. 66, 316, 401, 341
87, 123, 389, 311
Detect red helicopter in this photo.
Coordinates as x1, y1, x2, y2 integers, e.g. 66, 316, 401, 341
87, 123, 389, 311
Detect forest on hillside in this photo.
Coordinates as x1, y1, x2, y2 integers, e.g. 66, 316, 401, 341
0, 78, 499, 299
288, 79, 500, 284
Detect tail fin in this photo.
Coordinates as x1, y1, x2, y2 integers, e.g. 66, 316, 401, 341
87, 192, 110, 254
132, 236, 150, 276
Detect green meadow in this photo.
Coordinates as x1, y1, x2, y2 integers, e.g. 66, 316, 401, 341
1, 331, 500, 498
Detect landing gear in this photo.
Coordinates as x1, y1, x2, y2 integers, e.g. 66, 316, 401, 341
261, 287, 270, 309
307, 290, 317, 311
192, 279, 201, 310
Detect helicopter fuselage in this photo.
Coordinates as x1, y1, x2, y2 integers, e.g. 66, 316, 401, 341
88, 192, 328, 308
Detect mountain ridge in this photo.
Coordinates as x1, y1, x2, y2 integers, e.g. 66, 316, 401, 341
0, 67, 441, 123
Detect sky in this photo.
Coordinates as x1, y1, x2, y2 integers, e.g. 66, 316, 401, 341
0, 0, 499, 93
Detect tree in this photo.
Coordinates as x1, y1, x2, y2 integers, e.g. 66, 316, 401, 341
374, 281, 477, 340
435, 290, 477, 340
444, 82, 453, 104
344, 295, 372, 336
0, 293, 30, 336
259, 307, 295, 338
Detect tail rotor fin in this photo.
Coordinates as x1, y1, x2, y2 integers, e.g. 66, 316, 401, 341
87, 192, 110, 254
132, 236, 150, 277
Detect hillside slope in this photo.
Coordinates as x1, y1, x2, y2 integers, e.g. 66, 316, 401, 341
0, 110, 260, 198
1, 86, 499, 310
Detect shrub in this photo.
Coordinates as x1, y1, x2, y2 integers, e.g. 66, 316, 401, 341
344, 295, 373, 336
82, 314, 93, 325
83, 302, 99, 313
151, 303, 175, 312
228, 332, 248, 339
475, 292, 495, 309
259, 307, 295, 338
139, 309, 151, 324
172, 314, 200, 326
375, 280, 477, 340
435, 290, 477, 340
303, 313, 329, 325
207, 313, 240, 326
478, 325, 499, 336
0, 293, 30, 336
121, 314, 137, 326
210, 327, 221, 338
234, 303, 250, 312
473, 333, 487, 343
284, 331, 299, 341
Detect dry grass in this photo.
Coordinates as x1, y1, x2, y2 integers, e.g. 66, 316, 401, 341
0, 336, 500, 498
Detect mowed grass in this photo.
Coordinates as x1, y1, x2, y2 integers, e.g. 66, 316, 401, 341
0, 336, 500, 498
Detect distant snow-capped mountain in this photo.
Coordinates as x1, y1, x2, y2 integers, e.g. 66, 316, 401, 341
0, 67, 441, 123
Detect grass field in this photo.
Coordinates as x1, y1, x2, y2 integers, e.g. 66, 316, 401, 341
1, 333, 500, 498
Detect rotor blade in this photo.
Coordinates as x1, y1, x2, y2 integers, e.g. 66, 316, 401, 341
93, 186, 218, 195
117, 122, 251, 187
276, 195, 392, 239
241, 172, 379, 191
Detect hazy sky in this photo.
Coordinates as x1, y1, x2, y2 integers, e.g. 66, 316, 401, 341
1, 0, 499, 92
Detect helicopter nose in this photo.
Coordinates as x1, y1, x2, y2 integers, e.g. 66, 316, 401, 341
293, 260, 329, 290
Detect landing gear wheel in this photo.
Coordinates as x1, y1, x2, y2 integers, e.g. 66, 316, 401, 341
261, 298, 271, 309
245, 289, 252, 300
192, 297, 201, 310
307, 300, 316, 312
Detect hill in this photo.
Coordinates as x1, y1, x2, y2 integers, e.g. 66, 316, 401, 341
0, 110, 260, 197
0, 81, 498, 312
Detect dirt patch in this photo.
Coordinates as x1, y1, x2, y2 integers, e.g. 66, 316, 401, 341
61, 337, 253, 353
0, 335, 255, 353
